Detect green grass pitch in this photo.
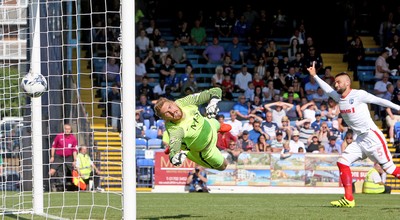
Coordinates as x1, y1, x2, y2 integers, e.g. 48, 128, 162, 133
1, 192, 399, 219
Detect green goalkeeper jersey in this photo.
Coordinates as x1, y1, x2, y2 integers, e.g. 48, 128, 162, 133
166, 88, 221, 156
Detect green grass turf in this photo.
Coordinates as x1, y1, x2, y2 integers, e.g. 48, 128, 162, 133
1, 192, 399, 219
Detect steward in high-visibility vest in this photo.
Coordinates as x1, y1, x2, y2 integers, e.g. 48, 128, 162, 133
362, 163, 391, 194
75, 146, 102, 191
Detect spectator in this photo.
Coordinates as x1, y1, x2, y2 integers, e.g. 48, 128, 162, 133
135, 110, 147, 139
311, 111, 323, 131
232, 16, 249, 39
233, 94, 251, 121
168, 39, 187, 64
136, 94, 156, 128
190, 19, 207, 46
49, 124, 78, 192
255, 134, 270, 152
362, 163, 391, 194
324, 136, 341, 154
317, 121, 332, 146
238, 130, 256, 152
75, 146, 102, 191
341, 130, 354, 153
225, 139, 243, 164
261, 111, 279, 140
289, 130, 305, 153
280, 141, 293, 159
135, 29, 150, 58
175, 21, 191, 46
307, 134, 320, 153
300, 100, 319, 123
270, 130, 285, 152
159, 55, 174, 82
107, 83, 121, 127
165, 67, 180, 92
212, 65, 224, 88
202, 37, 225, 64
345, 36, 365, 72
304, 76, 319, 101
136, 76, 154, 100
374, 49, 391, 80
234, 64, 252, 93
186, 165, 208, 192
181, 73, 198, 96
153, 79, 168, 100
226, 110, 243, 137
249, 96, 265, 118
296, 118, 314, 145
217, 123, 236, 151
373, 72, 392, 120
264, 101, 294, 128
248, 120, 268, 144
385, 88, 400, 143
135, 56, 147, 81
312, 87, 329, 108
280, 116, 294, 140
242, 114, 263, 132
226, 36, 245, 65
101, 54, 120, 85
154, 38, 169, 64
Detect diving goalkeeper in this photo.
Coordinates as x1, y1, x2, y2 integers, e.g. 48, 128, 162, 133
154, 87, 228, 171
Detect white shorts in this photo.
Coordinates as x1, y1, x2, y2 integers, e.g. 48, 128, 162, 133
340, 128, 395, 170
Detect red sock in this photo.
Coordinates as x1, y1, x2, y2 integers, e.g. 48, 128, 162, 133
391, 167, 400, 179
337, 162, 353, 201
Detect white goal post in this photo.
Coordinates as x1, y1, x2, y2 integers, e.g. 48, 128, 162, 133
0, 0, 136, 219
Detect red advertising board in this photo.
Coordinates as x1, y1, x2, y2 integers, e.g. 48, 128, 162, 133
154, 152, 196, 185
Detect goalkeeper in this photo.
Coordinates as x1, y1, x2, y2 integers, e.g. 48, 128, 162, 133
154, 87, 228, 171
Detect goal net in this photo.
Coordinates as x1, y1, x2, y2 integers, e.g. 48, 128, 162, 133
0, 0, 135, 219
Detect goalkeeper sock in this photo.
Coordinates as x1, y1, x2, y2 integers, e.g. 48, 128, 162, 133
337, 162, 353, 201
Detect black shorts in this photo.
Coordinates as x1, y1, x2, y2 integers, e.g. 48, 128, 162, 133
50, 154, 74, 172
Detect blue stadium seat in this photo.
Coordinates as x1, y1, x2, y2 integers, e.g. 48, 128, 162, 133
136, 138, 147, 149
145, 129, 158, 139
136, 149, 146, 159
136, 159, 155, 187
147, 138, 162, 149
156, 119, 165, 130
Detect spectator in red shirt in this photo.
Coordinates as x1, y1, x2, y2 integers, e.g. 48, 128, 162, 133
217, 123, 237, 151
49, 123, 78, 191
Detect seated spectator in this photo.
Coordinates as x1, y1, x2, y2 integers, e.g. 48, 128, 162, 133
312, 87, 329, 108
280, 116, 294, 140
154, 38, 169, 64
264, 101, 294, 128
233, 94, 251, 121
307, 134, 320, 153
296, 118, 314, 145
255, 134, 270, 152
226, 110, 244, 137
202, 37, 225, 64
226, 140, 243, 164
300, 100, 318, 123
261, 111, 279, 140
186, 165, 208, 192
242, 114, 263, 132
280, 141, 292, 159
217, 123, 237, 151
135, 110, 147, 139
324, 136, 341, 154
135, 56, 147, 81
234, 65, 253, 93
102, 54, 120, 84
165, 67, 180, 92
289, 130, 305, 153
249, 96, 265, 118
136, 76, 154, 100
270, 130, 285, 152
168, 39, 187, 64
136, 94, 156, 128
238, 130, 255, 152
245, 82, 255, 101
181, 73, 198, 96
190, 19, 207, 46
341, 130, 354, 153
362, 163, 391, 194
311, 111, 323, 131
226, 35, 246, 65
317, 121, 333, 146
153, 79, 168, 100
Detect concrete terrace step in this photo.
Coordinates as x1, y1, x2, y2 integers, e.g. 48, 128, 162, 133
96, 141, 121, 146
94, 136, 121, 141
94, 131, 120, 137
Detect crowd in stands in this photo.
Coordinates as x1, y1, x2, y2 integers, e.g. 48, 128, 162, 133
79, 1, 400, 157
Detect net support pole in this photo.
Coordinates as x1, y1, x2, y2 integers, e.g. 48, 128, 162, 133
31, 0, 44, 215
121, 0, 136, 219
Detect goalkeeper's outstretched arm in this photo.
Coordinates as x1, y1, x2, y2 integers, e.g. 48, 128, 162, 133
176, 87, 222, 107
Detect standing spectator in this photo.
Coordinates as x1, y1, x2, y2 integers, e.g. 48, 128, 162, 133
186, 165, 208, 192
49, 124, 78, 192
75, 146, 103, 191
346, 35, 365, 72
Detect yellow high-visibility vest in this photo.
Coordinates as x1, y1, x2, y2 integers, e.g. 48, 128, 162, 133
77, 153, 92, 179
362, 168, 385, 194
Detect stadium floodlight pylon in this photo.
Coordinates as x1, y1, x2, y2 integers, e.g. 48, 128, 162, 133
0, 0, 135, 219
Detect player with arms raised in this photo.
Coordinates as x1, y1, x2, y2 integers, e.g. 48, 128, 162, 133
307, 61, 400, 208
154, 87, 228, 171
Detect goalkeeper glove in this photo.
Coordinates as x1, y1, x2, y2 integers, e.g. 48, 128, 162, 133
206, 98, 221, 119
169, 152, 187, 166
